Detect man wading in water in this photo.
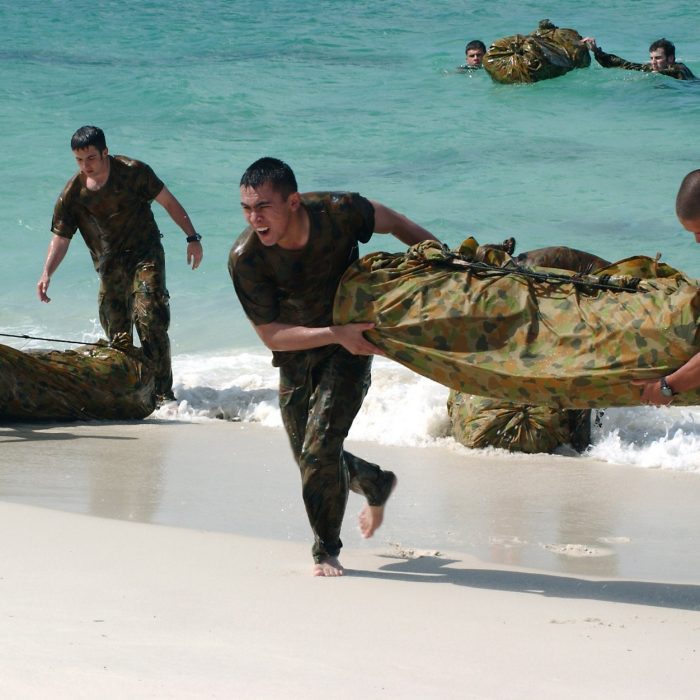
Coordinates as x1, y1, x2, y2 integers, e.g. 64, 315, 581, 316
38, 126, 203, 404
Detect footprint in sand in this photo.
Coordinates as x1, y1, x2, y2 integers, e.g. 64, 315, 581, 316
489, 535, 527, 547
387, 542, 442, 559
541, 543, 614, 557
596, 536, 631, 544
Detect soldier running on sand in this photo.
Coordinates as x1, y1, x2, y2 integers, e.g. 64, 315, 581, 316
228, 157, 438, 577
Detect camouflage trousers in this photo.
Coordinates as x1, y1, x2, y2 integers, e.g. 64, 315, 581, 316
279, 347, 396, 564
98, 247, 172, 397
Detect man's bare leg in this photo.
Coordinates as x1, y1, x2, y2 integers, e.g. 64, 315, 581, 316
313, 556, 345, 577
359, 474, 398, 539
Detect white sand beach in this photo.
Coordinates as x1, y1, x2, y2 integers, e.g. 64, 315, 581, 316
1, 420, 699, 699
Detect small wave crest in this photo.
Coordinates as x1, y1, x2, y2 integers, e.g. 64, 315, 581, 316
158, 350, 700, 473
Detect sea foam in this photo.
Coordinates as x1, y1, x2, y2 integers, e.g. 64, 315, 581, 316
156, 350, 700, 473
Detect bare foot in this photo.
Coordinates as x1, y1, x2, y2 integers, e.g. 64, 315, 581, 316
359, 475, 398, 539
313, 556, 345, 577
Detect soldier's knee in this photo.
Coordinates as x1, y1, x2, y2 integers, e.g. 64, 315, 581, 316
300, 437, 344, 472
134, 289, 170, 322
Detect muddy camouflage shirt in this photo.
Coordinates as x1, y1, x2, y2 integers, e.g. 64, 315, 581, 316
592, 47, 696, 80
229, 191, 375, 364
51, 155, 165, 271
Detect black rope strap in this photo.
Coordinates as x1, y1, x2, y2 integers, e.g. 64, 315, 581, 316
0, 332, 103, 346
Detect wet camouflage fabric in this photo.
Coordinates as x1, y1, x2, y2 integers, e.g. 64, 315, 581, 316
592, 48, 696, 80
483, 19, 589, 84
447, 390, 591, 454
0, 334, 155, 421
447, 243, 600, 452
333, 237, 700, 408
229, 191, 391, 563
514, 246, 611, 275
52, 155, 164, 271
280, 347, 395, 563
533, 19, 591, 69
229, 191, 374, 368
448, 244, 599, 452
98, 244, 172, 396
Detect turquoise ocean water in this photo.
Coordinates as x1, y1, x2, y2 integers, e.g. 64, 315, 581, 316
2, 0, 700, 469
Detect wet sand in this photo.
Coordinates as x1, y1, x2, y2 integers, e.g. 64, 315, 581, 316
1, 421, 699, 698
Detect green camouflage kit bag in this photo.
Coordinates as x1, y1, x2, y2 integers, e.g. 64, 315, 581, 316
0, 334, 155, 421
333, 238, 700, 408
483, 19, 590, 84
447, 390, 591, 453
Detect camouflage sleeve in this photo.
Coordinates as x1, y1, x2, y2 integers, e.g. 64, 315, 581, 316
594, 48, 695, 79
301, 191, 375, 243
345, 192, 375, 243
592, 47, 649, 72
50, 181, 78, 239
135, 161, 165, 201
228, 234, 280, 325
660, 63, 696, 80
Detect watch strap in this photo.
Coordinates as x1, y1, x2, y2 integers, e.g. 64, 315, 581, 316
659, 377, 677, 397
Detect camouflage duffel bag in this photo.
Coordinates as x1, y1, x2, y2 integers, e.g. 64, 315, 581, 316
0, 335, 155, 421
333, 237, 700, 409
483, 19, 588, 83
447, 390, 591, 453
532, 19, 590, 69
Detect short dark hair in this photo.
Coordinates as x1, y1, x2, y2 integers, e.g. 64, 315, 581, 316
649, 38, 675, 58
465, 40, 486, 53
240, 157, 298, 199
71, 125, 107, 152
676, 170, 700, 221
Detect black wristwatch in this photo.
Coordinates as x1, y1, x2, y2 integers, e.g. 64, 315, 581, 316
659, 377, 677, 398
186, 233, 202, 243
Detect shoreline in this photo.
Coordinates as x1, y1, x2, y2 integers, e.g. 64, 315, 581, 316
3, 419, 700, 583
2, 420, 700, 698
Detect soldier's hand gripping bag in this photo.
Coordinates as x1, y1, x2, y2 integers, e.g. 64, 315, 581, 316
483, 32, 573, 84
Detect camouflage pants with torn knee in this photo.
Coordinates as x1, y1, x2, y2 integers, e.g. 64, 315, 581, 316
279, 347, 396, 564
98, 246, 172, 397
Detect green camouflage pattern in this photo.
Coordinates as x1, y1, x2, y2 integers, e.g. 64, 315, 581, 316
279, 347, 395, 564
0, 333, 155, 421
447, 390, 591, 453
98, 244, 172, 396
483, 19, 589, 84
51, 155, 164, 269
448, 243, 600, 452
592, 47, 696, 80
229, 192, 374, 323
533, 19, 591, 68
51, 155, 172, 396
333, 237, 700, 408
229, 192, 390, 564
